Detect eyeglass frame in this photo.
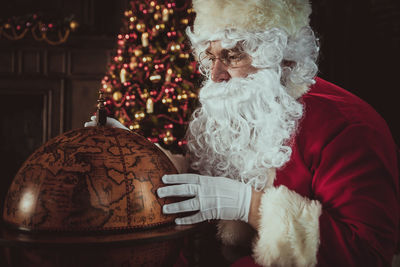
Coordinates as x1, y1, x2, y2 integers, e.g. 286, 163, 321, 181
197, 46, 252, 69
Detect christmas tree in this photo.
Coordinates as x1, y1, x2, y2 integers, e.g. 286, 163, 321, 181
101, 0, 200, 154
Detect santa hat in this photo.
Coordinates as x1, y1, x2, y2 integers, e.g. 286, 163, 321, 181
191, 0, 312, 40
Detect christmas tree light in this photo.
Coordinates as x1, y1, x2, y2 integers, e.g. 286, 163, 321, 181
102, 0, 200, 154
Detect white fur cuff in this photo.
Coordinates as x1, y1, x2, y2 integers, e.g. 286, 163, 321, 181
253, 185, 322, 267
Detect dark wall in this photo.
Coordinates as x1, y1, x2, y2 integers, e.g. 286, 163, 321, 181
311, 0, 400, 146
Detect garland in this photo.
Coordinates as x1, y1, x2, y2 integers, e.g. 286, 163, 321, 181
0, 14, 78, 45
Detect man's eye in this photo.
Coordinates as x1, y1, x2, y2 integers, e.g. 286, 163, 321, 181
228, 54, 242, 61
227, 54, 244, 66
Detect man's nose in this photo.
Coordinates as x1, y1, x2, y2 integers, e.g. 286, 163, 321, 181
211, 59, 230, 83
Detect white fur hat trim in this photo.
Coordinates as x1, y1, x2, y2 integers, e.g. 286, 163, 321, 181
192, 0, 312, 40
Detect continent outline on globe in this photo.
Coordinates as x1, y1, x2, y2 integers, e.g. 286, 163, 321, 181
3, 127, 179, 233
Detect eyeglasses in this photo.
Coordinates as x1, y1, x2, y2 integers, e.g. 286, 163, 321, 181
198, 48, 250, 69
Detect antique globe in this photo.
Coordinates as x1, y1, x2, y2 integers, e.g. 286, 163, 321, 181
0, 126, 197, 267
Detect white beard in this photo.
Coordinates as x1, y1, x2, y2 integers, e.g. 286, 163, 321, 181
186, 68, 304, 190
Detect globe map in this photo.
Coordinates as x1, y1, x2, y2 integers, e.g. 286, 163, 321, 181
3, 126, 178, 232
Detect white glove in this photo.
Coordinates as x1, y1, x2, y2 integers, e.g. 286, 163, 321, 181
157, 174, 252, 225
84, 116, 130, 131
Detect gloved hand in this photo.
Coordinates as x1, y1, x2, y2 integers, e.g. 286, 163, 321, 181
157, 174, 252, 225
84, 116, 129, 131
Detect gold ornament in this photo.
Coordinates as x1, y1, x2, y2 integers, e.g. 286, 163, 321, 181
162, 8, 169, 22
129, 122, 140, 130
102, 84, 113, 93
4, 23, 11, 29
146, 98, 154, 114
142, 56, 152, 63
179, 53, 189, 59
129, 56, 138, 69
154, 12, 161, 20
177, 93, 188, 100
165, 68, 173, 82
168, 106, 178, 113
113, 91, 123, 101
125, 10, 133, 17
120, 68, 127, 83
69, 20, 79, 31
181, 19, 189, 25
141, 32, 149, 47
150, 74, 162, 83
170, 44, 181, 52
163, 130, 174, 145
118, 118, 125, 125
141, 89, 149, 99
134, 111, 146, 121
133, 49, 143, 57
162, 97, 172, 104
136, 23, 146, 32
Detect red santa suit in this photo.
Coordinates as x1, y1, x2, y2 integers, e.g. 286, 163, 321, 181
218, 77, 399, 266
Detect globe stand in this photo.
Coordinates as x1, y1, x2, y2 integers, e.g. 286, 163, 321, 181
0, 221, 202, 267
95, 89, 107, 126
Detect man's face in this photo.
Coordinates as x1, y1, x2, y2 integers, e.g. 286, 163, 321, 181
205, 41, 259, 82
187, 49, 303, 189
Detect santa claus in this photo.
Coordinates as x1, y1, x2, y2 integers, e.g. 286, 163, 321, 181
86, 0, 400, 266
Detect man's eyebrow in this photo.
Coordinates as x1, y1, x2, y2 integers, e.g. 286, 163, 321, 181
205, 48, 232, 56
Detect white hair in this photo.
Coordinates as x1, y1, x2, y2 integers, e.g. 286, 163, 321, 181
186, 26, 319, 98
185, 26, 319, 190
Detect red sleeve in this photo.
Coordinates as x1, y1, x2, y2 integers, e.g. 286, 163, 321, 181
313, 123, 399, 266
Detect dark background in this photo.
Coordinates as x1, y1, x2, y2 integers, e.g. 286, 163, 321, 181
0, 0, 399, 265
